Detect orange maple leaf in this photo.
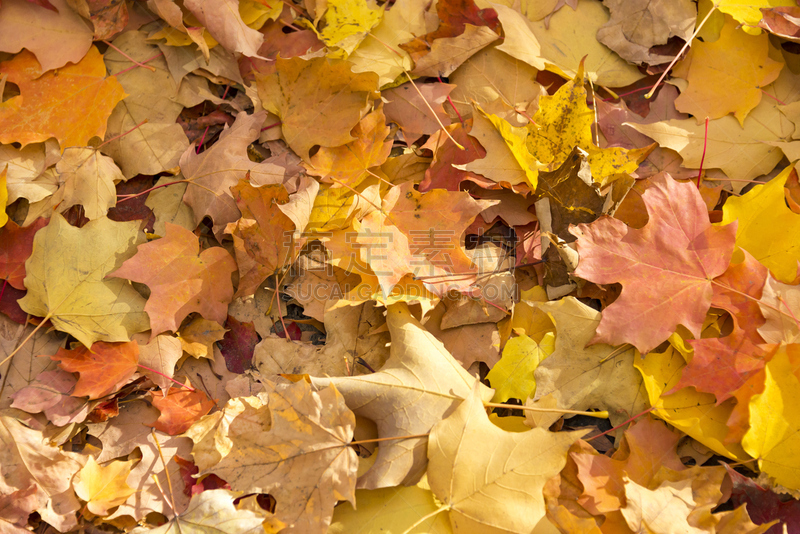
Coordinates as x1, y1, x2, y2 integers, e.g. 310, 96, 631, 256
109, 223, 237, 338
0, 46, 126, 149
51, 341, 139, 399
150, 381, 214, 435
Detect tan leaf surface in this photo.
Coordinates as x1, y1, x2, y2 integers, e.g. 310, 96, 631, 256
427, 383, 585, 533
257, 57, 379, 161
181, 111, 292, 236
531, 297, 649, 429
184, 0, 265, 57
311, 302, 494, 488
18, 214, 149, 348
138, 335, 184, 396
101, 31, 190, 178
107, 432, 192, 521
411, 24, 500, 77
596, 0, 696, 65
0, 0, 92, 72
0, 414, 81, 529
28, 147, 127, 221
0, 319, 63, 410
197, 380, 358, 533
758, 273, 800, 343
129, 489, 269, 534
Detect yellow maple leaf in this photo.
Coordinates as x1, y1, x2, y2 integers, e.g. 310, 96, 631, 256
0, 166, 7, 228
673, 16, 783, 125
633, 335, 749, 461
526, 63, 651, 184
316, 0, 384, 57
73, 456, 135, 516
721, 165, 800, 283
716, 0, 795, 35
0, 46, 126, 149
485, 332, 554, 403
742, 344, 800, 490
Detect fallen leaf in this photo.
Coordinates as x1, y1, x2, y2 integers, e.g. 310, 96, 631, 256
151, 380, 215, 435
138, 335, 183, 396
51, 341, 139, 400
195, 380, 358, 533
596, 0, 696, 65
571, 174, 737, 353
427, 383, 585, 533
329, 484, 453, 533
18, 214, 149, 347
109, 222, 237, 338
101, 31, 190, 179
0, 46, 126, 149
311, 302, 493, 488
317, 0, 383, 56
721, 165, 800, 283
528, 297, 648, 430
758, 274, 800, 344
673, 17, 783, 125
0, 218, 46, 290
486, 332, 554, 403
742, 344, 800, 490
72, 456, 135, 516
10, 369, 90, 426
411, 24, 501, 78
0, 0, 92, 72
129, 489, 270, 534
217, 316, 259, 374
184, 0, 264, 57
306, 105, 392, 189
383, 82, 453, 145
257, 57, 379, 161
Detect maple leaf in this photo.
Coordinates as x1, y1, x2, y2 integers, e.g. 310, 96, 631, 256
191, 380, 357, 533
18, 214, 149, 347
109, 222, 237, 338
305, 105, 392, 189
330, 485, 452, 533
183, 0, 264, 57
721, 165, 800, 283
73, 456, 135, 516
596, 0, 696, 65
316, 0, 384, 56
427, 383, 586, 532
180, 111, 296, 237
0, 0, 92, 72
571, 173, 737, 353
531, 297, 649, 428
0, 218, 46, 290
50, 341, 138, 400
129, 489, 271, 534
673, 17, 783, 125
101, 31, 190, 178
257, 57, 379, 161
742, 345, 800, 490
0, 413, 81, 531
151, 380, 215, 435
0, 46, 126, 149
10, 369, 90, 426
311, 302, 493, 488
486, 332, 554, 403
356, 181, 497, 296
226, 180, 306, 275
138, 335, 183, 395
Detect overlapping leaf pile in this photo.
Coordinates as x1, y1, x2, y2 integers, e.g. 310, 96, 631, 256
2, 0, 800, 532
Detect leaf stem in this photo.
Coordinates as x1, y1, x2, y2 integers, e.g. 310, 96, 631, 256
696, 116, 709, 188
585, 406, 655, 441
401, 504, 450, 534
483, 403, 609, 418
104, 40, 157, 71
138, 364, 196, 391
644, 5, 717, 99
97, 119, 148, 150
114, 52, 164, 77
